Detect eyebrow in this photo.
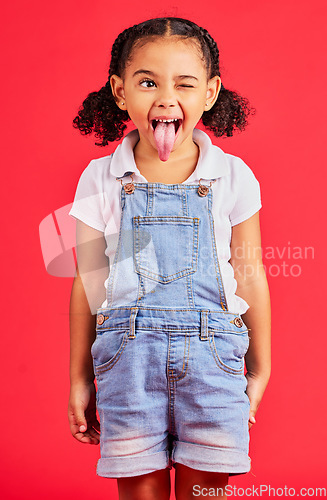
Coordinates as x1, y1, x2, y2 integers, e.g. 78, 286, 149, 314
132, 69, 198, 81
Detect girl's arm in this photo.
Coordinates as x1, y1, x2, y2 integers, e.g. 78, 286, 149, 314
68, 220, 109, 444
229, 211, 271, 428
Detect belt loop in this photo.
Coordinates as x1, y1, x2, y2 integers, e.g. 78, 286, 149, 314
128, 307, 139, 339
199, 310, 209, 341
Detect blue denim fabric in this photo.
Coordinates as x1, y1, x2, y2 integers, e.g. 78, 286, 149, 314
91, 180, 251, 478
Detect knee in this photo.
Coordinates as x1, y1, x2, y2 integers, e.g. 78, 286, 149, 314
175, 464, 229, 499
117, 468, 171, 500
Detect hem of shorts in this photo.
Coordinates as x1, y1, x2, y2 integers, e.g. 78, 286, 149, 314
171, 442, 251, 475
96, 450, 170, 478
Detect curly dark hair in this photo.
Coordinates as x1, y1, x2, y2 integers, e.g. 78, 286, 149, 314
73, 17, 255, 146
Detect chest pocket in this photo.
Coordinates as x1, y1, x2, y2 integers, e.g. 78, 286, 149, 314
133, 216, 199, 283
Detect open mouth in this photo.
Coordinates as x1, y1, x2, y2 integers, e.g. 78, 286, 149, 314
151, 118, 182, 134
150, 118, 183, 161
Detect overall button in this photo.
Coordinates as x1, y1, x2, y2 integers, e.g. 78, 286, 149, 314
117, 172, 135, 194
123, 182, 135, 194
233, 317, 243, 328
198, 178, 216, 197
198, 185, 209, 197
97, 314, 105, 325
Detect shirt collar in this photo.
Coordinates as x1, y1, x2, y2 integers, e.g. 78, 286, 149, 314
110, 128, 230, 182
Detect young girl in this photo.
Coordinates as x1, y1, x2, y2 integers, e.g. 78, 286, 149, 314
68, 17, 271, 500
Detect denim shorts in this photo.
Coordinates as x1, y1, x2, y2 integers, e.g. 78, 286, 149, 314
91, 306, 251, 478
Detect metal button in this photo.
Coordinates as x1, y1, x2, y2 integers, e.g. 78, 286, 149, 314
117, 172, 135, 194
97, 314, 105, 325
233, 317, 243, 328
198, 185, 209, 197
123, 182, 135, 194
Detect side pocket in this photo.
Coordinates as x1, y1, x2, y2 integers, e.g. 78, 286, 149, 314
209, 329, 249, 375
91, 329, 129, 374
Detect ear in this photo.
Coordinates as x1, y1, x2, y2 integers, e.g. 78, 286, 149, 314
110, 74, 126, 110
205, 76, 221, 111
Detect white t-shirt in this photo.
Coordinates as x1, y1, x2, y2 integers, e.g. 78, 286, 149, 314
69, 128, 262, 314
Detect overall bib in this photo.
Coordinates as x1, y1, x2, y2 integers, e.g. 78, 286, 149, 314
91, 174, 251, 478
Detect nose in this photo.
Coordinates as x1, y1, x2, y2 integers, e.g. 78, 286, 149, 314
154, 86, 177, 108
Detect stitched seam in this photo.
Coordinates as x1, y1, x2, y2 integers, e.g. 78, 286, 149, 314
106, 187, 125, 307
209, 332, 244, 374
146, 184, 154, 216
135, 216, 198, 224
97, 327, 131, 333
95, 333, 129, 374
182, 186, 188, 216
212, 328, 249, 334
207, 189, 228, 310
175, 333, 191, 381
136, 269, 146, 305
207, 191, 224, 307
167, 333, 176, 435
183, 187, 194, 308
138, 275, 146, 304
169, 379, 176, 435
209, 340, 244, 375
192, 218, 199, 272
133, 218, 143, 304
186, 273, 195, 308
96, 326, 249, 333
132, 183, 202, 190
135, 267, 196, 282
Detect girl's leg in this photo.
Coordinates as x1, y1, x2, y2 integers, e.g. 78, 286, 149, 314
174, 464, 229, 500
117, 468, 171, 500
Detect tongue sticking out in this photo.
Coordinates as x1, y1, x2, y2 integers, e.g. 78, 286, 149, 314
153, 121, 177, 162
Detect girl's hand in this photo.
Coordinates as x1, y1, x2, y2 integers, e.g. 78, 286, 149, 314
245, 371, 270, 430
68, 382, 100, 444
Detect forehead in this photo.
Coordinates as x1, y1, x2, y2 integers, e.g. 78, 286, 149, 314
126, 37, 207, 75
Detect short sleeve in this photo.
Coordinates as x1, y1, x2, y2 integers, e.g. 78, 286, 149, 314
229, 159, 262, 226
69, 159, 106, 232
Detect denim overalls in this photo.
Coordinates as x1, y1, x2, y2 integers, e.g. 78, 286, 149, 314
91, 173, 251, 478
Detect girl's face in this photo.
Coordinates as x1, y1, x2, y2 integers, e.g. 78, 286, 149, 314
110, 37, 221, 162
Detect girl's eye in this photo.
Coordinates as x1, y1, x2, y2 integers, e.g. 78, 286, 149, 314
139, 80, 194, 89
139, 79, 156, 88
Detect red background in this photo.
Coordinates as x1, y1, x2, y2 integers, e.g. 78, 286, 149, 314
1, 0, 326, 498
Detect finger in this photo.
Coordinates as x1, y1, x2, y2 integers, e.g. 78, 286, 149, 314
248, 411, 256, 431
69, 412, 89, 437
88, 427, 100, 443
249, 414, 256, 424
72, 406, 88, 433
72, 421, 100, 444
74, 430, 99, 444
248, 406, 256, 421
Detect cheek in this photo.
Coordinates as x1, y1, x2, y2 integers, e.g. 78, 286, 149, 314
126, 101, 147, 121
182, 99, 206, 121
128, 94, 151, 113
183, 91, 206, 108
